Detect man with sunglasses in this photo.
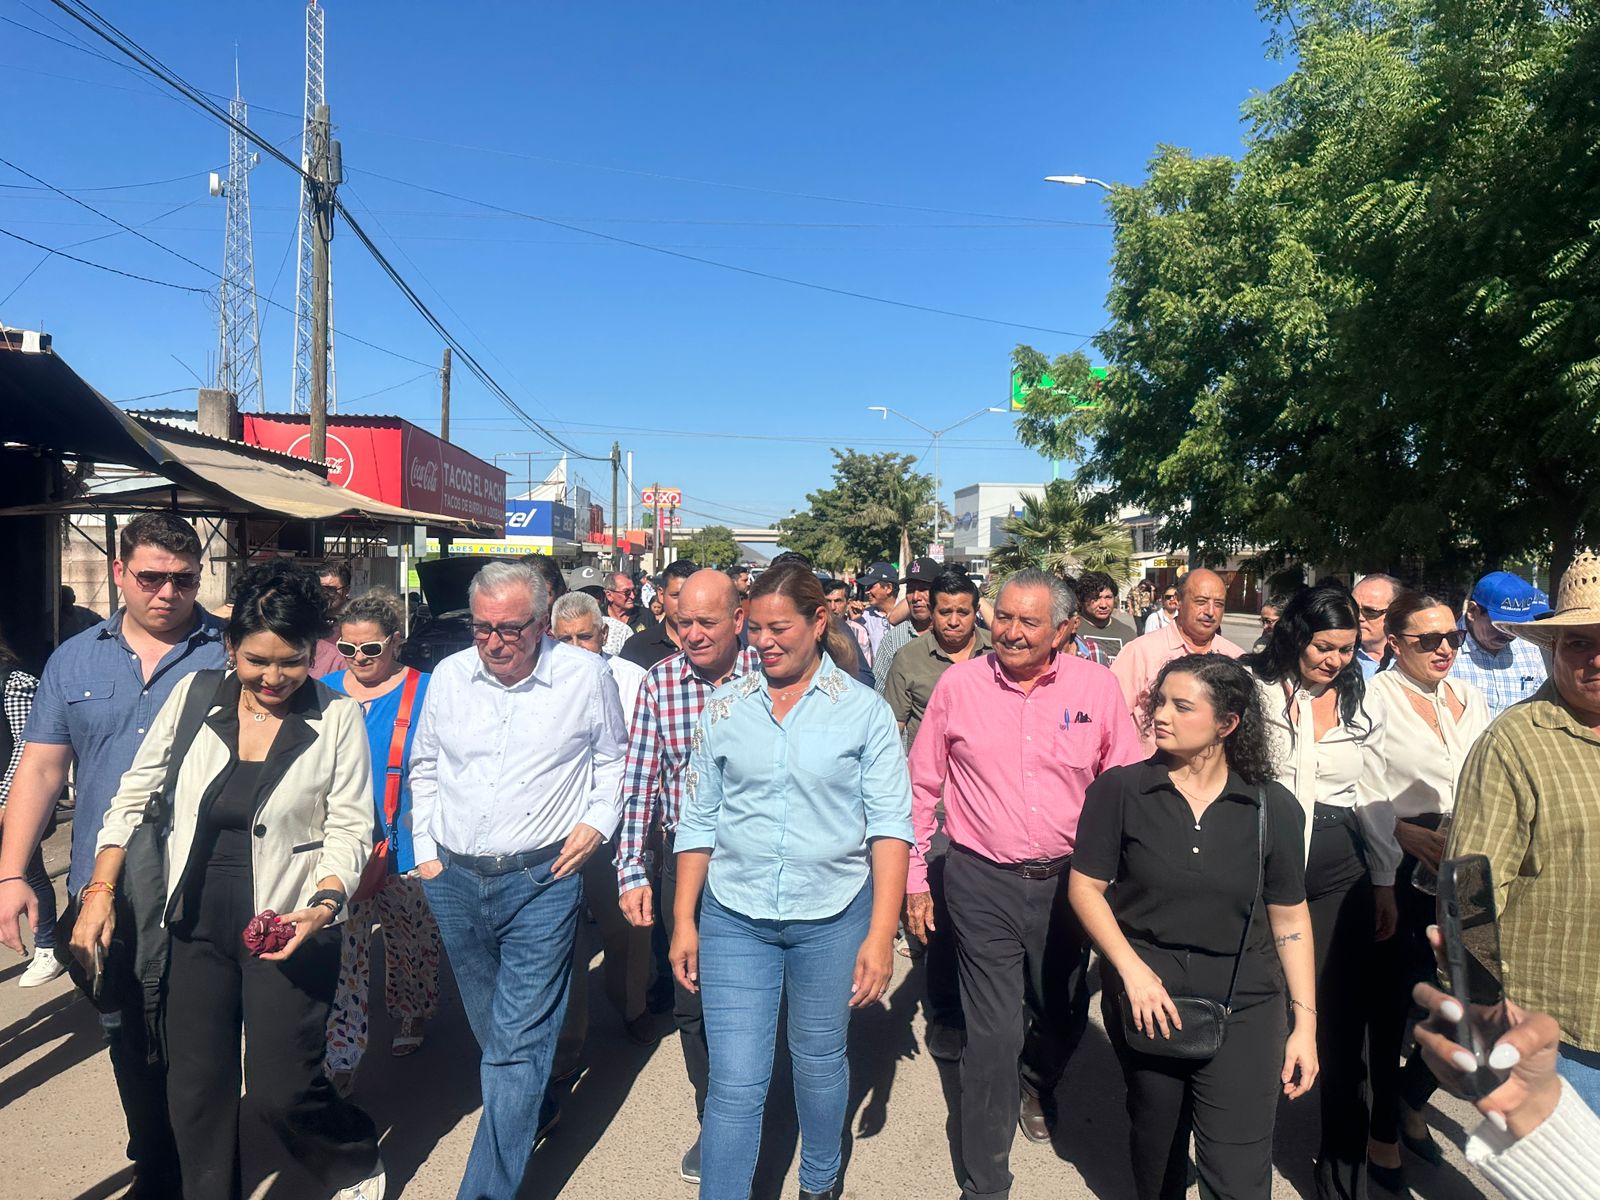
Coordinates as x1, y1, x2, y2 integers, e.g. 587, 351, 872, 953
603, 571, 646, 655
1353, 572, 1405, 679
0, 512, 224, 1198
1450, 571, 1552, 718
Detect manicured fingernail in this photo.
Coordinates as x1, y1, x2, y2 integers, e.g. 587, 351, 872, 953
1451, 1050, 1479, 1073
1486, 1110, 1507, 1132
1439, 998, 1464, 1022
1489, 1043, 1521, 1070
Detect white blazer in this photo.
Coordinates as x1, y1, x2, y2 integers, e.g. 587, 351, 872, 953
97, 671, 374, 925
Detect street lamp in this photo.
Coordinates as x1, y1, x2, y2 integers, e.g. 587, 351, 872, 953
1045, 174, 1113, 192
867, 404, 1009, 547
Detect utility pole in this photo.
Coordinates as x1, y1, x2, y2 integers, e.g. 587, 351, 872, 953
439, 347, 452, 442
610, 441, 621, 571
308, 101, 339, 462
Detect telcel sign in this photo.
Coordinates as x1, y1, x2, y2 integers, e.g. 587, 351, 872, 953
504, 499, 577, 542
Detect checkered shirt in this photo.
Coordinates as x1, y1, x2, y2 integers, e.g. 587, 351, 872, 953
1449, 626, 1548, 719
615, 645, 762, 894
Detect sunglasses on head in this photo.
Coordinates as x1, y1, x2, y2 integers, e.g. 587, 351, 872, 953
336, 637, 391, 659
130, 569, 201, 592
1397, 629, 1467, 653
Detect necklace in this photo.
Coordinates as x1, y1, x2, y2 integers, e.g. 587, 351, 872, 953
241, 692, 272, 723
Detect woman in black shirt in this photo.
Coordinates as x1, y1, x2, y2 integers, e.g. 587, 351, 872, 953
1070, 654, 1318, 1200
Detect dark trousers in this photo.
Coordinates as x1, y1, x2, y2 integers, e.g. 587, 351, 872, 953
1104, 945, 1288, 1200
661, 830, 709, 1121
1306, 808, 1374, 1200
166, 861, 379, 1200
922, 826, 964, 1029
944, 847, 1091, 1200
1369, 820, 1443, 1141
22, 846, 57, 948
101, 999, 183, 1197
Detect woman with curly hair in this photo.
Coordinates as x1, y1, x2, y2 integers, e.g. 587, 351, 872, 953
73, 560, 385, 1200
1247, 583, 1401, 1200
1070, 655, 1317, 1200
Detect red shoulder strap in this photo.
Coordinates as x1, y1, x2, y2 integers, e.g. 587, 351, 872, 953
381, 668, 421, 828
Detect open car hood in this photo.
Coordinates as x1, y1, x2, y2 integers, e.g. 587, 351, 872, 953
414, 554, 516, 616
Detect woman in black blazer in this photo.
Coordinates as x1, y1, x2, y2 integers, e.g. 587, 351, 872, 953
73, 562, 385, 1200
1069, 654, 1319, 1200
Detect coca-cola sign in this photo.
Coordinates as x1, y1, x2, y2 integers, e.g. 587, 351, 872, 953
408, 457, 439, 492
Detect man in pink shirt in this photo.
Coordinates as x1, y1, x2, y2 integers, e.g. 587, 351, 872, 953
904, 569, 1141, 1200
1110, 568, 1244, 751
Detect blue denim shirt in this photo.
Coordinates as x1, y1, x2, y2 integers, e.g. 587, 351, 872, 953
677, 653, 913, 921
24, 608, 226, 891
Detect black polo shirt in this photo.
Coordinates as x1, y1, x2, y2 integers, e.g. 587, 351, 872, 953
619, 622, 680, 670
1074, 759, 1306, 956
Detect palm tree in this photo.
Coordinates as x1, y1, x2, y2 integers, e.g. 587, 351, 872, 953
990, 481, 1136, 587
863, 473, 935, 572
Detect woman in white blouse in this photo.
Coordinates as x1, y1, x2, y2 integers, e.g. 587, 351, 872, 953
1363, 590, 1489, 1185
1248, 583, 1400, 1200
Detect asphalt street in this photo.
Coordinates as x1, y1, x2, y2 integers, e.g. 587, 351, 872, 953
3, 819, 1502, 1200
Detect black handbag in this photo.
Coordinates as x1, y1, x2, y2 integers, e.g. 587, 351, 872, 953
59, 671, 221, 1059
1119, 786, 1267, 1061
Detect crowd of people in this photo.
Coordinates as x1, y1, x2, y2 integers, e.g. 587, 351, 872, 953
0, 510, 1596, 1200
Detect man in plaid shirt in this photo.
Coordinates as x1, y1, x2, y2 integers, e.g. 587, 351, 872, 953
616, 569, 758, 1186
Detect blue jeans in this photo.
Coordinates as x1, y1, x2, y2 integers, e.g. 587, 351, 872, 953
1558, 1043, 1600, 1112
698, 881, 872, 1199
423, 851, 581, 1200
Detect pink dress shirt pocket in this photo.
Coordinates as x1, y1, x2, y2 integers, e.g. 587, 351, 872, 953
1054, 721, 1100, 769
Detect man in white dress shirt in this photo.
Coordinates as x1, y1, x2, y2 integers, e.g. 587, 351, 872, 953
410, 561, 629, 1200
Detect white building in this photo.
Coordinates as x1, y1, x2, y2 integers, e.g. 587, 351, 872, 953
949, 481, 1045, 577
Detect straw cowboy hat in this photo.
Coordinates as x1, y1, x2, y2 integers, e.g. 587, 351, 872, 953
1498, 550, 1600, 645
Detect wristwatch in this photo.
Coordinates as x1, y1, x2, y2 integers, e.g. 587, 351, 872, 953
308, 889, 346, 919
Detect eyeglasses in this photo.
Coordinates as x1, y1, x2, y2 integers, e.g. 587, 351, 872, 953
1162, 592, 1177, 601
336, 638, 390, 659
130, 569, 201, 592
1358, 605, 1390, 621
607, 585, 635, 597
1396, 629, 1468, 653
470, 616, 538, 644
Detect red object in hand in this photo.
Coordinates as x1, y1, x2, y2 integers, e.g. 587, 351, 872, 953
242, 910, 295, 956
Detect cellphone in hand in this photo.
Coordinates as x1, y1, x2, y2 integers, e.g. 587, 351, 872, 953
90, 941, 104, 1002
1437, 853, 1512, 1098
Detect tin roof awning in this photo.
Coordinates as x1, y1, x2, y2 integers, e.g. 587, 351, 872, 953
0, 333, 490, 531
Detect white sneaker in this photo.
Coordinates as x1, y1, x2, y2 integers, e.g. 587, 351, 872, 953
335, 1160, 386, 1200
19, 947, 65, 988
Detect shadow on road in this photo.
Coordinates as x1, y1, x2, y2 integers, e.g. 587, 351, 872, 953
0, 986, 105, 1110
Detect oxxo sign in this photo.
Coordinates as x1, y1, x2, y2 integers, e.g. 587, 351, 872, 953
640, 487, 683, 507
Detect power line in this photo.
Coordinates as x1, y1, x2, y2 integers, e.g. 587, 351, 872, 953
0, 154, 438, 371
351, 167, 1096, 339
0, 225, 210, 294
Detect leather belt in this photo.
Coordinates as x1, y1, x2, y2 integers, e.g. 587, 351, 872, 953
439, 842, 561, 877
951, 841, 1070, 880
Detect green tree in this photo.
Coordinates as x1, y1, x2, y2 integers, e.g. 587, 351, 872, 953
989, 481, 1137, 586
676, 524, 742, 568
1019, 1, 1600, 576
777, 450, 936, 573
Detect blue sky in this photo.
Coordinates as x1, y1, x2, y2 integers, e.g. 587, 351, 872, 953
1, 1, 1287, 531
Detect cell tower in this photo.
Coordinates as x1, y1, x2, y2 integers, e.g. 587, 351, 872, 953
290, 0, 336, 413
211, 62, 264, 411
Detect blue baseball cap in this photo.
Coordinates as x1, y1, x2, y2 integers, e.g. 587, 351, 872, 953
1471, 571, 1550, 624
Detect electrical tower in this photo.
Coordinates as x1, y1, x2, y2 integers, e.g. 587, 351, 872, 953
211, 63, 264, 411
290, 0, 336, 413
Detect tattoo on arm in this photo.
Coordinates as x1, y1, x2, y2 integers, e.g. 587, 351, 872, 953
1275, 932, 1303, 946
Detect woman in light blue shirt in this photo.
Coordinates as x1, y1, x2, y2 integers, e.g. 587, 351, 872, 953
670, 562, 913, 1200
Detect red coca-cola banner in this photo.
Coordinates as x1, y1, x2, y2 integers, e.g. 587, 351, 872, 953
241, 414, 505, 533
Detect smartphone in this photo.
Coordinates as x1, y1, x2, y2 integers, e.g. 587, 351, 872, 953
1437, 854, 1512, 1097
90, 941, 104, 1003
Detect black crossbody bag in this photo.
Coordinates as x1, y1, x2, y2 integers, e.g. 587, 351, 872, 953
1118, 787, 1267, 1061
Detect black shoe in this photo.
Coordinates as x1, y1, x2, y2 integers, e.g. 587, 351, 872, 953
799, 1187, 838, 1200
680, 1133, 702, 1185
1368, 1161, 1405, 1194
625, 1012, 664, 1046
1400, 1125, 1444, 1166
1018, 1091, 1054, 1143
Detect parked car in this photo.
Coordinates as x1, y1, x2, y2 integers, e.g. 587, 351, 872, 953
399, 554, 516, 672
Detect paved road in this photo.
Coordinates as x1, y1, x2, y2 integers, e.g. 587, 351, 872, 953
3, 816, 1501, 1200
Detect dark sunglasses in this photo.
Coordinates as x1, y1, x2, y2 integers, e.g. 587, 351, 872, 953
1396, 629, 1467, 653
130, 569, 201, 592
1162, 592, 1177, 601
471, 616, 537, 644
1358, 605, 1390, 621
336, 638, 390, 659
